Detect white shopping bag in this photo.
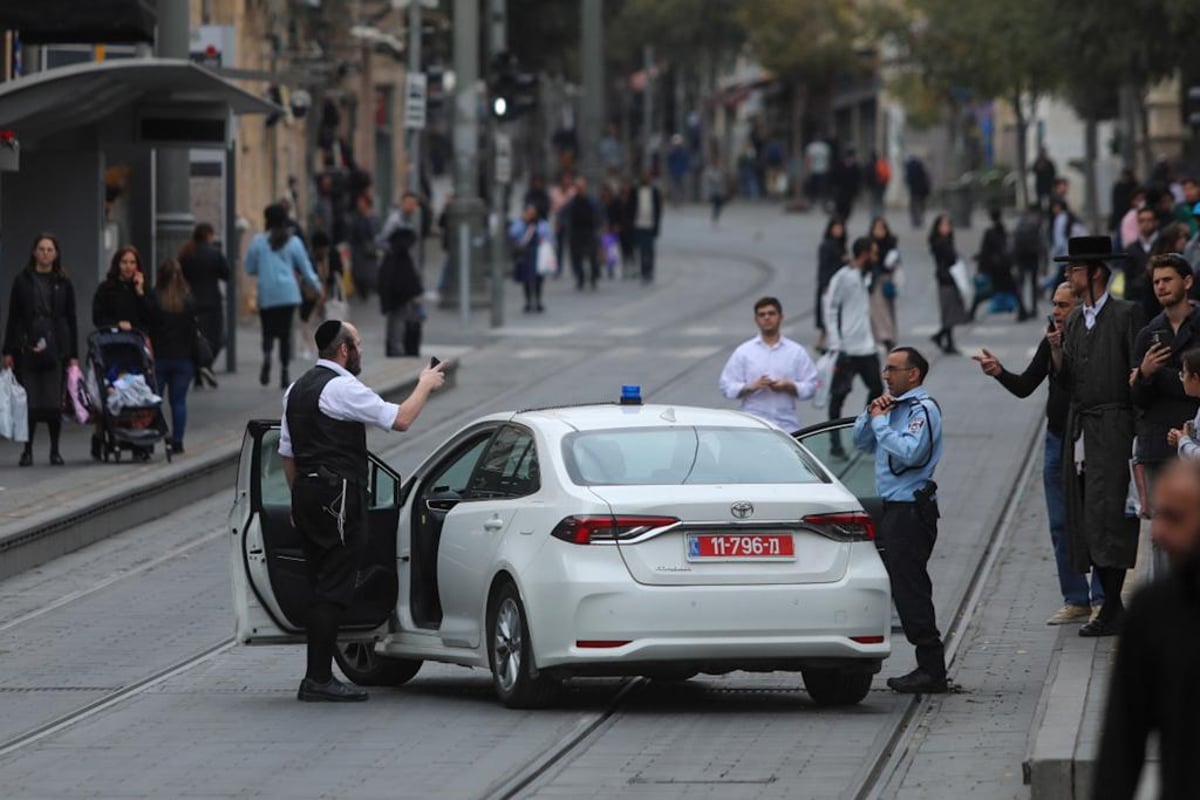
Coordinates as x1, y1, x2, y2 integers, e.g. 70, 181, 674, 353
325, 281, 349, 322
812, 350, 838, 409
949, 258, 972, 307
0, 368, 28, 442
536, 239, 558, 277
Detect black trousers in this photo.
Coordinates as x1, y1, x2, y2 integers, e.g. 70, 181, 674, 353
569, 237, 599, 288
829, 353, 884, 420
878, 501, 945, 679
293, 473, 367, 682
259, 305, 295, 366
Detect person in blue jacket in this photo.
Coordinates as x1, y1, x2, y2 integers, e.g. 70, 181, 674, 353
509, 203, 552, 313
246, 204, 323, 390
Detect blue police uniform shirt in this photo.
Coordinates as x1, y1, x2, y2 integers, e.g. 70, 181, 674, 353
852, 386, 943, 502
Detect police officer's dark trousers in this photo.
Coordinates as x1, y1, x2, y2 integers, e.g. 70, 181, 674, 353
878, 500, 946, 680
293, 472, 368, 684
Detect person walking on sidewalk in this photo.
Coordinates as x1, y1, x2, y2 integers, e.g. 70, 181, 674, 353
969, 208, 1025, 321
1012, 203, 1046, 318
1092, 458, 1200, 800
1129, 254, 1200, 581
377, 227, 424, 357
281, 320, 445, 702
853, 346, 948, 694
904, 155, 930, 229
245, 203, 323, 390
973, 283, 1106, 623
867, 217, 900, 350
178, 223, 229, 387
718, 297, 819, 432
510, 203, 551, 313
929, 214, 967, 355
2, 234, 79, 467
565, 177, 601, 291
631, 172, 663, 284
149, 259, 197, 455
1054, 236, 1145, 637
824, 238, 886, 458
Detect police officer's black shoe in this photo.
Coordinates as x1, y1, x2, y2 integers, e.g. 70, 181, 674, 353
1079, 611, 1123, 637
886, 668, 948, 694
297, 676, 369, 702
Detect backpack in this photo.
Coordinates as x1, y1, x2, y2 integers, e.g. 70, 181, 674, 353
874, 159, 891, 186
1013, 214, 1042, 258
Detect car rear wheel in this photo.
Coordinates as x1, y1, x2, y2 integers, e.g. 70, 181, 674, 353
487, 582, 559, 708
334, 641, 423, 686
801, 667, 873, 706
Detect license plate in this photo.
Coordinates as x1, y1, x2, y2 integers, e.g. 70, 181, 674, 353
686, 533, 795, 561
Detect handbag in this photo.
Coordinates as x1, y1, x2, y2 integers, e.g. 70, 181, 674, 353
326, 281, 348, 321
62, 363, 95, 424
812, 350, 837, 409
536, 238, 558, 277
192, 327, 215, 369
949, 259, 972, 306
0, 368, 29, 442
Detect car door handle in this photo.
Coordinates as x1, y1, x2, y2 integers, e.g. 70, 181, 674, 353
483, 518, 505, 531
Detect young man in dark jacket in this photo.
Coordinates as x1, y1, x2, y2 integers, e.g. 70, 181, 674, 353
1131, 253, 1200, 581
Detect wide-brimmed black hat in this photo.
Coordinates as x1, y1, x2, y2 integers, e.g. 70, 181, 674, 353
1052, 235, 1128, 263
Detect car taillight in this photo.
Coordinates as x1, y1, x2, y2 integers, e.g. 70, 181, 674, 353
550, 515, 679, 545
801, 512, 875, 541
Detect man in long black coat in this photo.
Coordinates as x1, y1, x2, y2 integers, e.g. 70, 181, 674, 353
1054, 237, 1145, 637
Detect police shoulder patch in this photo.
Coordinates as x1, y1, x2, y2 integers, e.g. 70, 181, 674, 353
907, 414, 926, 434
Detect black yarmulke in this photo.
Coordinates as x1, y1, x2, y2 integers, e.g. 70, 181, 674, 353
315, 320, 342, 351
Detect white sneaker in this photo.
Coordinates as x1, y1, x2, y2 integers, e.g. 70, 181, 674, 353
1046, 604, 1092, 625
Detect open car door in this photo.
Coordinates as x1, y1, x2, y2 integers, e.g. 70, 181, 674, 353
792, 418, 883, 526
230, 420, 402, 643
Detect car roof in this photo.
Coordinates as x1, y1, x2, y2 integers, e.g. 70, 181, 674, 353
512, 404, 777, 432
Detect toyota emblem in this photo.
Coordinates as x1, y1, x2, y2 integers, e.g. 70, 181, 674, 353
730, 502, 754, 519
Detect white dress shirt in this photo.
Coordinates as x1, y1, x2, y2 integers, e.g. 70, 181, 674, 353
1082, 291, 1110, 331
719, 335, 820, 431
823, 264, 877, 356
279, 359, 401, 458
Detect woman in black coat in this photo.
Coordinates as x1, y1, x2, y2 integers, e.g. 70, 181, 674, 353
178, 222, 230, 377
93, 246, 155, 333
2, 233, 79, 466
149, 259, 198, 454
929, 214, 967, 355
815, 216, 847, 351
378, 227, 424, 357
971, 208, 1025, 321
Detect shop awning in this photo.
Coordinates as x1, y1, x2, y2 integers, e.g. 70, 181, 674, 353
0, 58, 280, 145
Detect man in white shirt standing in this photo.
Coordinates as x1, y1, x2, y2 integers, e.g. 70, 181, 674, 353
280, 319, 445, 701
825, 238, 886, 456
719, 297, 820, 431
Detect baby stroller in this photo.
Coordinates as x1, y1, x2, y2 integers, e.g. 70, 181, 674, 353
86, 328, 171, 463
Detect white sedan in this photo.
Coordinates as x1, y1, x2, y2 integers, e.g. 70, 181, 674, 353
230, 401, 890, 707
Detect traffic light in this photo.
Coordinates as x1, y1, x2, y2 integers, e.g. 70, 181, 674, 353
487, 51, 537, 121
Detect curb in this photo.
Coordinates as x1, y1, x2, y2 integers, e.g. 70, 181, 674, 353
0, 360, 459, 581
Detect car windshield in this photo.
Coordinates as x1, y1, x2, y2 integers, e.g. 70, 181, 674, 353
563, 426, 826, 486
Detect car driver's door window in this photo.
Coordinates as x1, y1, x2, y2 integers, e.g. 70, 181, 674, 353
469, 425, 540, 499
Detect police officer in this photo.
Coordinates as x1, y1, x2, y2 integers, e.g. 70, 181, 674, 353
852, 346, 948, 693
281, 319, 445, 701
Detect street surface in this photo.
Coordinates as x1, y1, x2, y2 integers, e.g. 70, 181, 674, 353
0, 203, 1063, 798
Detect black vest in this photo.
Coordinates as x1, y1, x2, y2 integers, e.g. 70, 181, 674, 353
285, 365, 368, 485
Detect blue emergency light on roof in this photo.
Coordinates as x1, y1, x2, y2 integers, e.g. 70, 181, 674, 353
620, 385, 643, 406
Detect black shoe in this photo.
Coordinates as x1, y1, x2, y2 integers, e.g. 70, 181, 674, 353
280, 370, 289, 390
259, 362, 270, 387
929, 332, 945, 349
536, 304, 545, 313
49, 451, 64, 466
297, 677, 368, 702
1079, 611, 1123, 637
91, 435, 103, 461
523, 304, 533, 313
18, 449, 32, 467
942, 346, 962, 356
886, 668, 948, 694
170, 441, 185, 455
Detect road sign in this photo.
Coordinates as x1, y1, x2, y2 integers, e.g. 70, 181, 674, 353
404, 72, 427, 130
494, 131, 512, 185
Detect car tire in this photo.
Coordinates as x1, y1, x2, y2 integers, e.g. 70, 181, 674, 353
487, 582, 559, 708
334, 641, 423, 687
801, 667, 873, 706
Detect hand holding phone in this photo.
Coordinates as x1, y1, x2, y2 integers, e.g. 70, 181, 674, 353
429, 356, 441, 368
1046, 314, 1056, 331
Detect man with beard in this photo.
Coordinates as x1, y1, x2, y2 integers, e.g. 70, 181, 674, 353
279, 320, 445, 701
1054, 237, 1145, 637
1130, 254, 1200, 580
1092, 459, 1200, 799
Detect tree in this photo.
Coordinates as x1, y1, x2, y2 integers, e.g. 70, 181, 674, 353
737, 0, 869, 199
889, 0, 1063, 206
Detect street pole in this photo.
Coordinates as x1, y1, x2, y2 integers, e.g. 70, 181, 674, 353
489, 0, 508, 328
446, 0, 486, 325
154, 0, 194, 280
642, 44, 654, 172
407, 0, 422, 194
579, 0, 605, 187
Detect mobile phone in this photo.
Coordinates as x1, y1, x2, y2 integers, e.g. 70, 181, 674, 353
1151, 330, 1164, 348
1046, 314, 1055, 331
429, 356, 441, 368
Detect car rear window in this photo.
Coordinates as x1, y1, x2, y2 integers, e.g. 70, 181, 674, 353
563, 426, 826, 486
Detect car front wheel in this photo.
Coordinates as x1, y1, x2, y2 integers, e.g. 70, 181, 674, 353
487, 582, 559, 708
334, 641, 423, 686
801, 667, 873, 706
